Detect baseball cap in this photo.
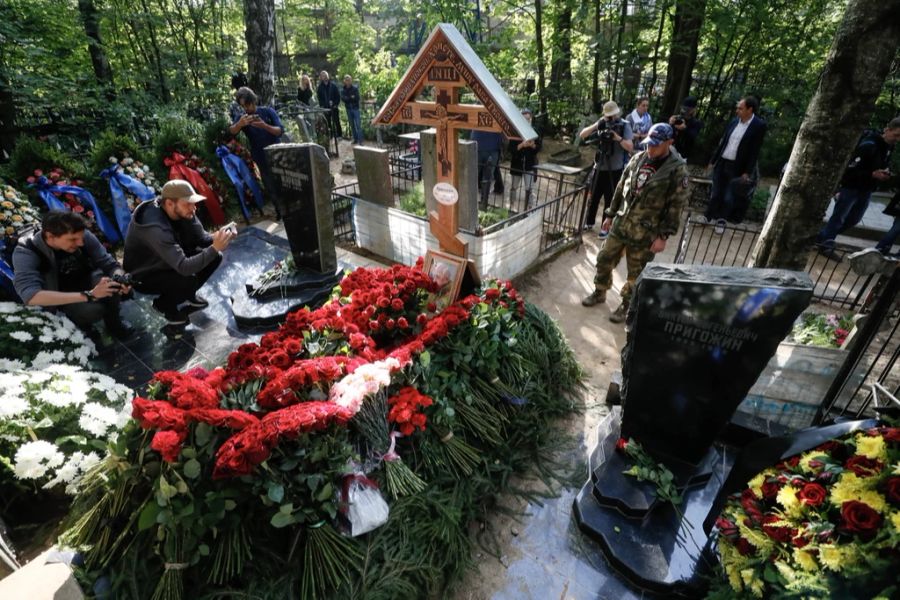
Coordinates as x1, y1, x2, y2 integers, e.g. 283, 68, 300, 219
681, 96, 698, 109
520, 107, 532, 115
161, 179, 205, 203
641, 123, 675, 146
602, 101, 621, 118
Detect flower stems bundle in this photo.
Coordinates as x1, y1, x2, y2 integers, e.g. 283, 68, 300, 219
424, 430, 481, 478
384, 456, 426, 499
207, 523, 252, 585
354, 392, 426, 499
452, 381, 507, 447
150, 534, 185, 600
300, 521, 362, 600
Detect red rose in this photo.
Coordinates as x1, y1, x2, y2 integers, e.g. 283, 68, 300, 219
268, 350, 291, 369
715, 517, 738, 537
761, 515, 795, 544
840, 500, 881, 539
845, 455, 883, 477
385, 318, 395, 330
391, 298, 404, 311
886, 476, 900, 504
427, 302, 437, 312
761, 479, 781, 500
397, 316, 409, 329
150, 430, 185, 462
284, 338, 302, 355
377, 296, 390, 308
485, 288, 500, 300
791, 534, 809, 548
735, 537, 755, 556
615, 437, 628, 452
883, 428, 900, 444
416, 313, 428, 325
797, 482, 827, 507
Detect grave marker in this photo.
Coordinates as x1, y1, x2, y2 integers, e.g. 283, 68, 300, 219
372, 23, 537, 257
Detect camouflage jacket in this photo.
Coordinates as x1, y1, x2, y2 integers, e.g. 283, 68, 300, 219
605, 147, 690, 245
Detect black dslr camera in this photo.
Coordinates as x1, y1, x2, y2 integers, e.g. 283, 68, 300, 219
585, 118, 625, 156
672, 115, 686, 126
111, 272, 134, 287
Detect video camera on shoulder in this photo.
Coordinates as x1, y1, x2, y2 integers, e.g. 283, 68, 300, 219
585, 118, 625, 158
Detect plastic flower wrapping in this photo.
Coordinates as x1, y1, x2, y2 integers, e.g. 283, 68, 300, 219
0, 365, 132, 494
715, 425, 900, 598
0, 179, 41, 238
0, 301, 96, 369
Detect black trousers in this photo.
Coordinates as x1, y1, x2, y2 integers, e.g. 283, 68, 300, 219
59, 270, 121, 331
134, 255, 221, 313
327, 107, 342, 138
586, 168, 622, 227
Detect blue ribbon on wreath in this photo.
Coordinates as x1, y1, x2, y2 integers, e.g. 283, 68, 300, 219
100, 165, 156, 237
30, 176, 122, 243
216, 145, 264, 221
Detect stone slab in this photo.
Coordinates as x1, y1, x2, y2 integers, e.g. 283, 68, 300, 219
0, 548, 83, 600
620, 264, 813, 466
353, 146, 393, 207
421, 131, 479, 231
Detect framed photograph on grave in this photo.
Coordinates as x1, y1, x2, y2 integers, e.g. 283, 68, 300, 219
424, 250, 468, 310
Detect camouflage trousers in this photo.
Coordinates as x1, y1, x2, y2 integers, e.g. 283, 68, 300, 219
592, 234, 655, 308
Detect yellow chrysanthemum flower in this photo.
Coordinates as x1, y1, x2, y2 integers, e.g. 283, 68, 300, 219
740, 568, 755, 586
793, 548, 817, 572
855, 433, 886, 460
777, 485, 804, 517
830, 472, 886, 512
890, 511, 900, 533
725, 562, 743, 592
747, 472, 767, 499
818, 544, 858, 572
799, 450, 828, 474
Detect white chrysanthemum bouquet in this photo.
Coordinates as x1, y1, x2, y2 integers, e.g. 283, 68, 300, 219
0, 302, 96, 369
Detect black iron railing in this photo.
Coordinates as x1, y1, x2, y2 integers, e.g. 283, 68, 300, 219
674, 214, 882, 311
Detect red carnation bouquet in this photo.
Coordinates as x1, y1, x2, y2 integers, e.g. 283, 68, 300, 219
714, 425, 900, 598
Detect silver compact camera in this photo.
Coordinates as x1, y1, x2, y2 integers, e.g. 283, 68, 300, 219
223, 221, 238, 235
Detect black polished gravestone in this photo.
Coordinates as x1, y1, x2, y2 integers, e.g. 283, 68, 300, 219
230, 143, 342, 328
575, 264, 813, 597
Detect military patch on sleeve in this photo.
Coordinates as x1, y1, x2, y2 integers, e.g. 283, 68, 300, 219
681, 175, 690, 188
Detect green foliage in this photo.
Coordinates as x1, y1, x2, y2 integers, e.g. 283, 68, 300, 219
397, 182, 425, 216
790, 312, 855, 348
7, 137, 86, 187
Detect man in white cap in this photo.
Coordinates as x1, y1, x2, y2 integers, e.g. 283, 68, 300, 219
123, 179, 235, 325
580, 100, 634, 236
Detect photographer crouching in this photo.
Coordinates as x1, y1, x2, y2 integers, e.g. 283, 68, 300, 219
13, 211, 135, 340
580, 101, 634, 237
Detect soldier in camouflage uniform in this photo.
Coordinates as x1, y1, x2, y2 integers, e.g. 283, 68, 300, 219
581, 123, 690, 322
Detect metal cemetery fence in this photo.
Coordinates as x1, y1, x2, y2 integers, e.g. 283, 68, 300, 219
674, 214, 882, 312
331, 163, 588, 258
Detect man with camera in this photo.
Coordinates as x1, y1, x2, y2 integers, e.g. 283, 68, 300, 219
124, 180, 235, 326
580, 100, 634, 237
581, 123, 689, 323
817, 117, 900, 259
669, 96, 703, 161
13, 210, 135, 339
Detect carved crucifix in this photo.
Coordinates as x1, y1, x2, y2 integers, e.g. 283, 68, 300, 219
372, 24, 538, 258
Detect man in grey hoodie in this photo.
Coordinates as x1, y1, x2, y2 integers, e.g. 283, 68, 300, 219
124, 180, 234, 325
13, 210, 134, 338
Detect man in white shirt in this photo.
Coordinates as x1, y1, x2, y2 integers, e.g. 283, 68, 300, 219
705, 96, 767, 232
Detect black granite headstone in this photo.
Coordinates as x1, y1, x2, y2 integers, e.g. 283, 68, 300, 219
620, 264, 813, 466
265, 143, 337, 274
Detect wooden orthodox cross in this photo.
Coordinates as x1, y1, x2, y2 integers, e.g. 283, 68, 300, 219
373, 24, 537, 258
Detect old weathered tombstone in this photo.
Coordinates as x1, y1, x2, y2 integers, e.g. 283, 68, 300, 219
353, 146, 393, 207
421, 131, 479, 231
372, 23, 537, 258
230, 143, 341, 328
575, 264, 814, 595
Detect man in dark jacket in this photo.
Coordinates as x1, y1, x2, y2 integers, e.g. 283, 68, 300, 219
123, 180, 234, 325
817, 118, 900, 257
13, 211, 133, 338
507, 107, 542, 208
705, 95, 767, 231
317, 71, 343, 142
341, 75, 363, 145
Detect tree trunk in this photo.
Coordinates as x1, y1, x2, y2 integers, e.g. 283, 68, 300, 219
611, 0, 628, 100
549, 1, 572, 95
243, 0, 276, 105
660, 0, 707, 118
137, 0, 170, 103
77, 0, 115, 89
592, 0, 601, 108
535, 0, 547, 115
648, 0, 671, 102
749, 0, 900, 270
0, 67, 17, 160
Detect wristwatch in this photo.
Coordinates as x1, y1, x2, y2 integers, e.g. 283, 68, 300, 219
83, 289, 96, 303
